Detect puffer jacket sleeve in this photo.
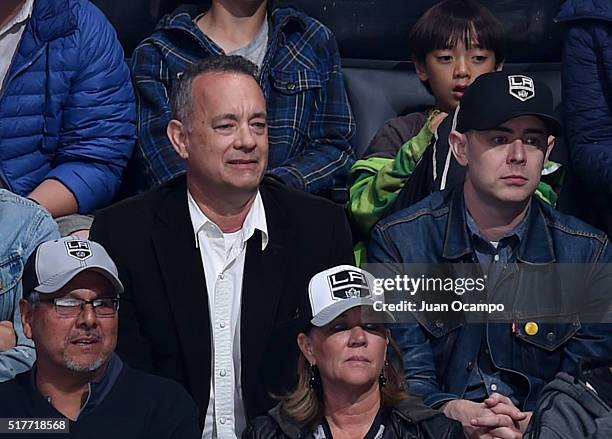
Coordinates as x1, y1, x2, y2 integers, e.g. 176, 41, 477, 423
45, 1, 136, 213
563, 21, 612, 197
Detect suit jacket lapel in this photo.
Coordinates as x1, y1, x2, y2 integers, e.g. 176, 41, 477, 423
151, 177, 211, 408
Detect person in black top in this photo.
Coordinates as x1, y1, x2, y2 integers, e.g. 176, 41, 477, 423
0, 236, 199, 439
243, 265, 462, 439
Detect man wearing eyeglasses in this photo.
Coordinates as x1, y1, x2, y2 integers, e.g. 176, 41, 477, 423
0, 237, 200, 438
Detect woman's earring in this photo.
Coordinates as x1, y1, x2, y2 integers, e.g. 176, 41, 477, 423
310, 363, 317, 389
379, 360, 389, 387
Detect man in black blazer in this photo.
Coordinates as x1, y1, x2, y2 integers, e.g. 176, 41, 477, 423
89, 55, 354, 436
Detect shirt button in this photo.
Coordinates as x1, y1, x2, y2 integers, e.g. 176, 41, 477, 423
434, 320, 444, 329
219, 321, 226, 328
491, 383, 498, 392
220, 369, 227, 377
546, 332, 556, 342
219, 417, 226, 424
467, 361, 475, 371
494, 254, 500, 262
287, 82, 296, 90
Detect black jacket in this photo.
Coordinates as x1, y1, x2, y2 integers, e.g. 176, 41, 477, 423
243, 398, 463, 439
89, 175, 354, 427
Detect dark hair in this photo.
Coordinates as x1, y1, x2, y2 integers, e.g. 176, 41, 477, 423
410, 0, 505, 92
22, 290, 40, 308
170, 55, 260, 124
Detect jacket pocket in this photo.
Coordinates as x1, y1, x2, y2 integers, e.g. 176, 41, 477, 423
515, 317, 581, 351
270, 69, 324, 95
0, 253, 23, 320
0, 253, 22, 296
417, 314, 463, 339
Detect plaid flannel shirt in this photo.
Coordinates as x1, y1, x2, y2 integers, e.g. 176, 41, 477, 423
131, 5, 355, 194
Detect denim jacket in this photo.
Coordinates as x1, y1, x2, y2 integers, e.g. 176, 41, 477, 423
368, 188, 612, 410
0, 191, 59, 381
131, 4, 355, 193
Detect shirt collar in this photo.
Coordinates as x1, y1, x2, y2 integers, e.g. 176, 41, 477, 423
443, 188, 555, 263
30, 353, 124, 419
465, 205, 529, 248
0, 0, 34, 37
187, 190, 269, 251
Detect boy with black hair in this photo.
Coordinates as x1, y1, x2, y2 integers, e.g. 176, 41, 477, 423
369, 70, 612, 439
349, 0, 504, 241
349, 0, 562, 248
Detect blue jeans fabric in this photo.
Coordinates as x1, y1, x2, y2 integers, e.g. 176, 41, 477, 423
0, 190, 59, 381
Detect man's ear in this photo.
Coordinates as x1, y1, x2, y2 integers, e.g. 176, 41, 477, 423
167, 119, 189, 160
544, 135, 556, 164
414, 60, 429, 82
20, 299, 33, 340
297, 332, 316, 365
449, 130, 469, 166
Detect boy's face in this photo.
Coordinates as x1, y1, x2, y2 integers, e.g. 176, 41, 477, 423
416, 40, 498, 113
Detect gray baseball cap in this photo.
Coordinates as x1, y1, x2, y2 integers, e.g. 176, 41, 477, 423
308, 265, 394, 327
22, 237, 123, 295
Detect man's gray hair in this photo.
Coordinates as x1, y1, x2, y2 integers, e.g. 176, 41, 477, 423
23, 290, 40, 308
170, 55, 260, 125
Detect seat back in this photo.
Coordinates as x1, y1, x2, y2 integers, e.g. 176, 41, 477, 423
343, 61, 565, 162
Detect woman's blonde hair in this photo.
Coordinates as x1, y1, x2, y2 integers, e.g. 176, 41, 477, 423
280, 331, 409, 427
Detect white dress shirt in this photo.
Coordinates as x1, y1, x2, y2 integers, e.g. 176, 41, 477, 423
0, 0, 33, 92
188, 191, 268, 439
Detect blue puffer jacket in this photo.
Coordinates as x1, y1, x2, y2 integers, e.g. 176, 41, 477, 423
556, 0, 612, 197
0, 0, 136, 213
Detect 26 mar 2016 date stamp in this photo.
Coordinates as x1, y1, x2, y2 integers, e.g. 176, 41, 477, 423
0, 418, 69, 434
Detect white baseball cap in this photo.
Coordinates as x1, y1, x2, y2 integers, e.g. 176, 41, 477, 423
308, 265, 393, 327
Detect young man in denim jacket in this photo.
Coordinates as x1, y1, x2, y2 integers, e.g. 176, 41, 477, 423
0, 190, 58, 381
131, 0, 355, 195
368, 72, 612, 439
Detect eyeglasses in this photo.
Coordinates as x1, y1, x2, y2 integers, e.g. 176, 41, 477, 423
40, 297, 120, 317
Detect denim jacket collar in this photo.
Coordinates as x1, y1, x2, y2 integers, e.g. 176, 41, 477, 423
442, 189, 556, 264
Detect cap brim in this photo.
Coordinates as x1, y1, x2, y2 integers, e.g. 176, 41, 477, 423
34, 265, 124, 296
474, 112, 562, 136
311, 298, 395, 327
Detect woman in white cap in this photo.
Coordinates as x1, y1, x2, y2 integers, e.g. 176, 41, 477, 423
243, 265, 462, 439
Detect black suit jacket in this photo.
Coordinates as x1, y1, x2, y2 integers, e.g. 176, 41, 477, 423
89, 176, 354, 426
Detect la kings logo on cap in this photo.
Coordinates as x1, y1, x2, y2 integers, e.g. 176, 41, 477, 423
508, 75, 535, 102
327, 269, 370, 300
65, 240, 92, 261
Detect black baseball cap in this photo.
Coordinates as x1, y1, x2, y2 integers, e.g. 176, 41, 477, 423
454, 71, 561, 136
